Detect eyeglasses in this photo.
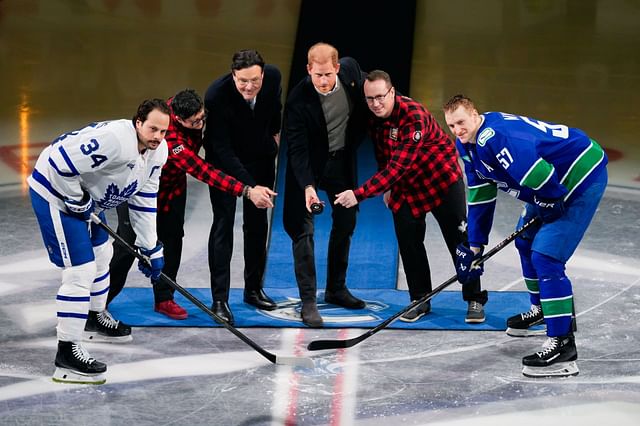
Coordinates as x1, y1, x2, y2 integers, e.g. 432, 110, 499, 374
187, 109, 208, 127
235, 76, 262, 87
365, 87, 393, 104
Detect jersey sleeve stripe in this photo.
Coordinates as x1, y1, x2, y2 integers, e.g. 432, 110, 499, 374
31, 168, 65, 199
520, 158, 554, 190
468, 182, 497, 205
58, 146, 80, 176
48, 157, 77, 177
560, 139, 606, 197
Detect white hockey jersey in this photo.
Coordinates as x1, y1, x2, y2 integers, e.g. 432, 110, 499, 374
27, 119, 168, 250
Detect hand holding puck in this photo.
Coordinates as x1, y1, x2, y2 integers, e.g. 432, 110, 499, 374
311, 202, 324, 215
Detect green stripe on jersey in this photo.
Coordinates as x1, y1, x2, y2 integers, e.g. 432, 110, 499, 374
541, 296, 573, 317
468, 183, 497, 205
520, 158, 554, 190
560, 139, 606, 197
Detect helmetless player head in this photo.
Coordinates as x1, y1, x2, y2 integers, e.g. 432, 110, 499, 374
132, 98, 171, 152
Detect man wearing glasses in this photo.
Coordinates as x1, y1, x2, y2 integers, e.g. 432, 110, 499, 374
282, 43, 368, 327
203, 50, 282, 325
334, 70, 488, 323
107, 89, 275, 324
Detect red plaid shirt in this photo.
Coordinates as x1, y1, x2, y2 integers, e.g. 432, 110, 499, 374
158, 109, 245, 213
354, 95, 461, 217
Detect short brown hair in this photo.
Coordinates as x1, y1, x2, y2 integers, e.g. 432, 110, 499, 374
365, 70, 392, 87
443, 94, 477, 114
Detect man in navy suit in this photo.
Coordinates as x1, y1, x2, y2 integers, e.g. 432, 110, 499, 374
203, 50, 282, 325
282, 43, 368, 327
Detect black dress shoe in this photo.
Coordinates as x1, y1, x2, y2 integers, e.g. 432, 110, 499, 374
244, 289, 277, 311
301, 302, 323, 328
211, 301, 234, 325
324, 288, 365, 309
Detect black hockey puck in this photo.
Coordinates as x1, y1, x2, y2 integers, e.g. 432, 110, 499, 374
311, 202, 324, 215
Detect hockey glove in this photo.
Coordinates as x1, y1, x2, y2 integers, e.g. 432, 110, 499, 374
533, 196, 565, 223
64, 192, 94, 222
455, 243, 484, 284
138, 242, 164, 281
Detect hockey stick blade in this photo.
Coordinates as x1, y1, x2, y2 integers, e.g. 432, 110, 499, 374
91, 214, 314, 368
307, 217, 540, 351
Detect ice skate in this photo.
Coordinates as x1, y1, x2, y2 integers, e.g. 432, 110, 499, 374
84, 310, 132, 343
506, 304, 546, 337
522, 335, 579, 378
52, 341, 107, 385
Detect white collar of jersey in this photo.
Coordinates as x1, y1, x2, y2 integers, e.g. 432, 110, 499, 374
472, 115, 486, 144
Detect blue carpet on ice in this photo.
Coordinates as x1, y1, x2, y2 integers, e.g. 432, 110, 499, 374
108, 288, 539, 331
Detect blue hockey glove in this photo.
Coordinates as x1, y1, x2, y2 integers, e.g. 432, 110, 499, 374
455, 243, 484, 284
138, 242, 164, 281
533, 196, 565, 223
64, 192, 94, 222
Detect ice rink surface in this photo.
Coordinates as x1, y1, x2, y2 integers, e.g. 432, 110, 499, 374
1, 181, 639, 425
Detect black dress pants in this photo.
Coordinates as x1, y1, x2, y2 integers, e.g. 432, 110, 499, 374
284, 151, 357, 303
106, 191, 186, 306
208, 159, 275, 302
392, 178, 488, 304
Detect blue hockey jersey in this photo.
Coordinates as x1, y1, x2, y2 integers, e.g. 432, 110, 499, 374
456, 112, 607, 246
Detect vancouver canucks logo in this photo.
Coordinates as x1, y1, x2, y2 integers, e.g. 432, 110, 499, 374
97, 181, 138, 209
477, 128, 495, 147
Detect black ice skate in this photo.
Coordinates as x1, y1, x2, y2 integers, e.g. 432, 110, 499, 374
522, 335, 579, 378
84, 310, 133, 343
52, 341, 107, 385
506, 304, 546, 337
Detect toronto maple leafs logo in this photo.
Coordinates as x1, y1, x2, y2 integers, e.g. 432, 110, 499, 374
97, 181, 138, 209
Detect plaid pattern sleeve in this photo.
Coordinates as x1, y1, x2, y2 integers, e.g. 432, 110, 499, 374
158, 118, 245, 212
354, 96, 461, 217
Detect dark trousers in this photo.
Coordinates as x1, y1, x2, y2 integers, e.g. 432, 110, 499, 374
208, 160, 275, 302
284, 151, 357, 303
392, 178, 487, 304
106, 192, 186, 306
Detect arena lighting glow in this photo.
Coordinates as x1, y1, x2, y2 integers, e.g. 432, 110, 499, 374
19, 93, 30, 193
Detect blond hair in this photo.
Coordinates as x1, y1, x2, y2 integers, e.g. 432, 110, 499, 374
443, 94, 478, 114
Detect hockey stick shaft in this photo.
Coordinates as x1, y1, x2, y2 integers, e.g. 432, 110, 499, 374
91, 213, 313, 368
307, 216, 540, 351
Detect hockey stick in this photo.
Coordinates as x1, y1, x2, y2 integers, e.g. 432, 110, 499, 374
307, 217, 540, 351
91, 213, 314, 368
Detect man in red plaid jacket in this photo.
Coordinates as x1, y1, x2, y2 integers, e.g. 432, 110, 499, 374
106, 89, 275, 323
335, 70, 488, 323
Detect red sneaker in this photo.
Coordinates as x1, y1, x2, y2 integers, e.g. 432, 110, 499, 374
154, 300, 188, 320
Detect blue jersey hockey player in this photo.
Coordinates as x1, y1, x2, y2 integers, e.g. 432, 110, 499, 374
28, 99, 171, 384
443, 95, 608, 378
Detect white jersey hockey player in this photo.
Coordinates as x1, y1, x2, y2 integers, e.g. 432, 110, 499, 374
27, 99, 171, 384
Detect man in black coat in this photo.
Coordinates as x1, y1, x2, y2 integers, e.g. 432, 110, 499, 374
203, 50, 282, 325
283, 42, 367, 327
